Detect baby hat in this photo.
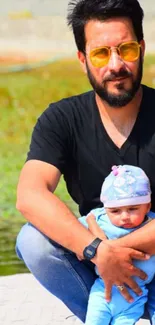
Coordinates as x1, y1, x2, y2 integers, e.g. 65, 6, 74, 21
100, 165, 151, 208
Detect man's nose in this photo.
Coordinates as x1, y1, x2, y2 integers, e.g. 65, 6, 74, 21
108, 49, 125, 72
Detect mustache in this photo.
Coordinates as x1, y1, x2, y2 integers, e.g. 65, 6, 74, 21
104, 69, 132, 82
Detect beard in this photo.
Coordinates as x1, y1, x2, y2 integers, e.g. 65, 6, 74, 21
86, 54, 143, 108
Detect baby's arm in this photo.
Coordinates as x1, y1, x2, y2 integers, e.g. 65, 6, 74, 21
86, 213, 107, 240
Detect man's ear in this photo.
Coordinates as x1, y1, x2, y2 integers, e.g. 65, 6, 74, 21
77, 51, 87, 74
140, 39, 145, 61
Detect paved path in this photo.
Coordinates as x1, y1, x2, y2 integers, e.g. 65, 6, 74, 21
0, 273, 150, 325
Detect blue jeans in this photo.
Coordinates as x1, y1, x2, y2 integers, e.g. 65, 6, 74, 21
15, 223, 96, 322
15, 223, 150, 323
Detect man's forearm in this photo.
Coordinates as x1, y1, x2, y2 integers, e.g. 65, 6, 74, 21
16, 188, 96, 257
113, 220, 155, 255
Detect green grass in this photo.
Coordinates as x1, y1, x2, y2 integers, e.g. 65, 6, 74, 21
1, 56, 155, 223
0, 58, 91, 222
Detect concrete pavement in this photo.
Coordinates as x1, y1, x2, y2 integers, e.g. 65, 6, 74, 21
0, 273, 150, 325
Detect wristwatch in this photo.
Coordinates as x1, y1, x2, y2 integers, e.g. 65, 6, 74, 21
83, 238, 102, 260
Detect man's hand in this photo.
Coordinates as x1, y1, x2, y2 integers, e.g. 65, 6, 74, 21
93, 241, 150, 302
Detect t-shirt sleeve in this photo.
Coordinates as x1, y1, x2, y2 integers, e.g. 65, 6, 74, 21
26, 103, 72, 174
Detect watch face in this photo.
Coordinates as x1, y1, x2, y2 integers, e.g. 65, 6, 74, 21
84, 246, 95, 260
83, 238, 102, 260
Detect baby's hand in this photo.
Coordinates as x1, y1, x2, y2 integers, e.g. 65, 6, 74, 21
86, 213, 107, 240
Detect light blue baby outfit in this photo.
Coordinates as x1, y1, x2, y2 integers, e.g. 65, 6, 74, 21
79, 208, 155, 325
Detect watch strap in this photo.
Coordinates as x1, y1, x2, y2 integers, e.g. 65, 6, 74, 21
90, 237, 103, 248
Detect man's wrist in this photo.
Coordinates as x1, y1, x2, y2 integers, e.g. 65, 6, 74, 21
83, 237, 103, 260
91, 239, 111, 264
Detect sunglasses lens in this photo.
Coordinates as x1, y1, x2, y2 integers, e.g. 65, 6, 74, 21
89, 42, 140, 67
120, 42, 140, 62
90, 47, 109, 67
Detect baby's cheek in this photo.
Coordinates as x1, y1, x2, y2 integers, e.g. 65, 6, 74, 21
114, 216, 121, 226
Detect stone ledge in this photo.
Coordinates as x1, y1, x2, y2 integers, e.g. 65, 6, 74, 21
0, 273, 150, 325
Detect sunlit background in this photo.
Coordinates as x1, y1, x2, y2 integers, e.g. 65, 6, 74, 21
0, 0, 155, 276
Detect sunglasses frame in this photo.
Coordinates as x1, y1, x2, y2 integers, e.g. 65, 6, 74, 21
89, 41, 141, 68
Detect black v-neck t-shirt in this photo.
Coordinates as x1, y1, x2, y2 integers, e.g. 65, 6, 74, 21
27, 85, 155, 215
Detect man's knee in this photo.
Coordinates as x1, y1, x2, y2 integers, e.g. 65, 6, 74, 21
15, 223, 59, 267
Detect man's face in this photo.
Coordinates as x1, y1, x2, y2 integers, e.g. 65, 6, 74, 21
78, 17, 145, 107
86, 54, 143, 107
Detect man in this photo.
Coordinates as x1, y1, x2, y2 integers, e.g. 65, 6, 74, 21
16, 0, 155, 322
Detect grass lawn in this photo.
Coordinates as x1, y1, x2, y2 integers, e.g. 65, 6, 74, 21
1, 55, 155, 222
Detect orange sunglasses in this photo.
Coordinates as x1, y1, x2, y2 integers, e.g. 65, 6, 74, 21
89, 41, 141, 68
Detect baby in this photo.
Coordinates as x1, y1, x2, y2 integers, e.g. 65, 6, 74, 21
79, 165, 155, 325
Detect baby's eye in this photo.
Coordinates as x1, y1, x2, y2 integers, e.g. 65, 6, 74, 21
111, 209, 119, 213
129, 207, 138, 211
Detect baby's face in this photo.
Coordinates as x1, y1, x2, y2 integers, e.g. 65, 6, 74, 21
105, 203, 151, 228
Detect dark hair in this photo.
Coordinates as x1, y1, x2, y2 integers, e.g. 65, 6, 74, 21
67, 0, 144, 53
